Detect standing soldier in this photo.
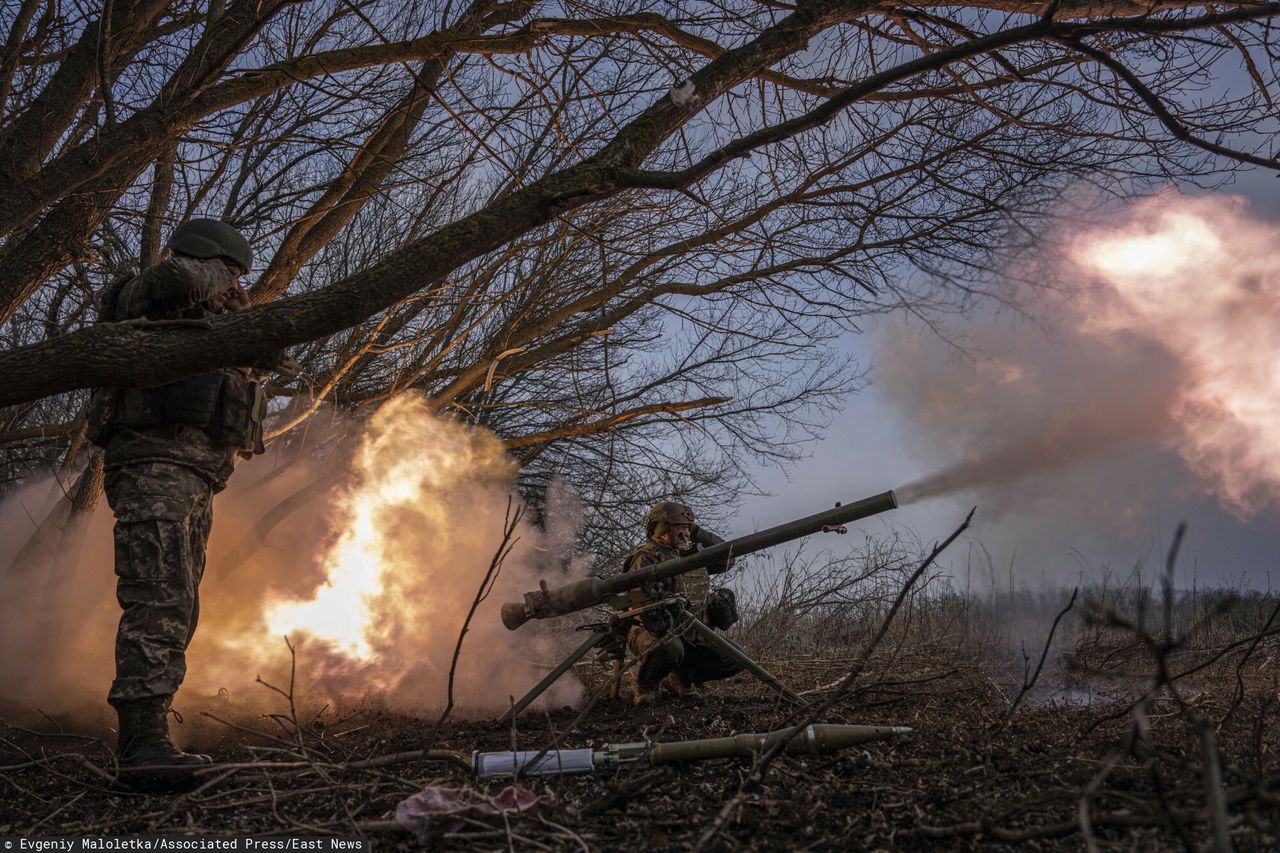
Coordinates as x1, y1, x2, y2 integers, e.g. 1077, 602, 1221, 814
623, 502, 744, 705
89, 219, 291, 785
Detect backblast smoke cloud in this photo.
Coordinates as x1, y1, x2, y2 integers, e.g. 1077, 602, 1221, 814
0, 396, 585, 732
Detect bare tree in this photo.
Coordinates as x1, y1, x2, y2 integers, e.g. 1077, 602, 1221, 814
1, 0, 1277, 557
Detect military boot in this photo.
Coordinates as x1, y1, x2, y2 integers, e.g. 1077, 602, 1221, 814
632, 683, 658, 707
114, 698, 211, 789
623, 664, 658, 706
661, 671, 704, 700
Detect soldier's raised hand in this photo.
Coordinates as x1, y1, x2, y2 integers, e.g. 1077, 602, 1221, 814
222, 281, 250, 312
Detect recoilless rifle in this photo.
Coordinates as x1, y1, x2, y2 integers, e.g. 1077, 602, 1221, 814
501, 489, 898, 629
496, 490, 899, 722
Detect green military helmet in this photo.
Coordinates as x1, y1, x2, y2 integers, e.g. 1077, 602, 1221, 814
166, 218, 253, 271
646, 501, 695, 538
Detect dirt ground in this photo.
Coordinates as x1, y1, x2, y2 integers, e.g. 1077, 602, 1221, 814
2, 640, 1277, 851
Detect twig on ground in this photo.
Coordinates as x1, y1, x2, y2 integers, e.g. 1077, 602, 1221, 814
436, 496, 524, 732
255, 636, 310, 758
1002, 586, 1079, 726
584, 768, 669, 818
1200, 723, 1233, 853
29, 789, 87, 832
200, 712, 299, 749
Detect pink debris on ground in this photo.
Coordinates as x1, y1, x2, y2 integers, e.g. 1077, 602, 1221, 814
395, 784, 544, 842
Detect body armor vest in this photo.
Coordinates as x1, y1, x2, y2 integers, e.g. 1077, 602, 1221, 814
675, 567, 711, 611
91, 371, 265, 453
86, 264, 266, 454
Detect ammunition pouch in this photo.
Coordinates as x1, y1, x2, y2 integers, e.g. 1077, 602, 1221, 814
110, 371, 265, 454
705, 588, 739, 631
215, 372, 266, 454
674, 566, 711, 611
639, 606, 674, 636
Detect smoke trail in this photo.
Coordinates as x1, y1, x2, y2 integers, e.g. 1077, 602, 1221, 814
894, 352, 1177, 506
890, 192, 1280, 522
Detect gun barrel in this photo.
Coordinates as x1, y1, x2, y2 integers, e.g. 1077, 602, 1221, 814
501, 489, 897, 630
646, 723, 911, 764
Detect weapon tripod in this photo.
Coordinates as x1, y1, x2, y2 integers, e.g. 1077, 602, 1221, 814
498, 594, 804, 725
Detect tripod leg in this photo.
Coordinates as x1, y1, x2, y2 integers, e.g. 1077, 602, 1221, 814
683, 612, 805, 705
498, 630, 609, 725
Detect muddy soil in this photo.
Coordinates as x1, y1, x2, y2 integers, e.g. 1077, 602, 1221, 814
2, 647, 1277, 850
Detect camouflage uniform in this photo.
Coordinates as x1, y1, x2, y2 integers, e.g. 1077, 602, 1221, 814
624, 532, 744, 691
99, 255, 259, 707
105, 462, 214, 704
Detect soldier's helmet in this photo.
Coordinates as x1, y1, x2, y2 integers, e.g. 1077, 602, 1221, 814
646, 501, 695, 539
166, 218, 253, 271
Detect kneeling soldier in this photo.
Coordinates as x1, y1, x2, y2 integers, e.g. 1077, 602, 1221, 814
623, 502, 744, 705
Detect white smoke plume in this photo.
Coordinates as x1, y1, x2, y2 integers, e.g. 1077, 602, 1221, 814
1070, 195, 1280, 518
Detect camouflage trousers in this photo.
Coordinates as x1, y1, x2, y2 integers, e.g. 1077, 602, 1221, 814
627, 623, 745, 689
104, 461, 214, 706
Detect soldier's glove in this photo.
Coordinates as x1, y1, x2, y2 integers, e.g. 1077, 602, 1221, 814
250, 350, 301, 380
597, 628, 628, 662
639, 606, 674, 636
692, 525, 721, 547
222, 282, 251, 312
693, 526, 736, 573
705, 588, 739, 630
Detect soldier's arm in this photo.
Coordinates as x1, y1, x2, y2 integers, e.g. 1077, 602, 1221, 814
114, 256, 233, 320
623, 549, 654, 573
693, 526, 736, 574
623, 547, 675, 600
246, 351, 301, 381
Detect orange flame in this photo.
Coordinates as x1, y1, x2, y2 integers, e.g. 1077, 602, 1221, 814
200, 395, 587, 714
0, 397, 587, 723
263, 397, 511, 661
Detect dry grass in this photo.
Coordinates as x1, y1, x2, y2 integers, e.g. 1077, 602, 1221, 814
3, 533, 1278, 850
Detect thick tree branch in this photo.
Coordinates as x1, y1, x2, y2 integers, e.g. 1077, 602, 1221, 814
0, 0, 857, 403
0, 0, 1276, 409
503, 396, 731, 449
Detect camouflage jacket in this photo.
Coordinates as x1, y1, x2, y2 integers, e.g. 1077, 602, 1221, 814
101, 256, 247, 489
624, 527, 734, 618
110, 255, 235, 322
